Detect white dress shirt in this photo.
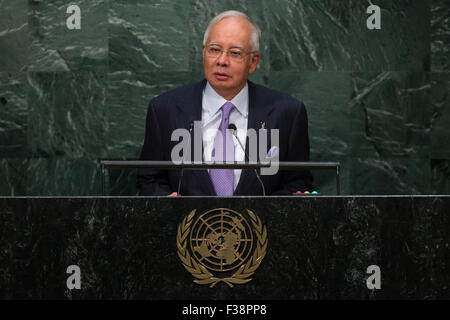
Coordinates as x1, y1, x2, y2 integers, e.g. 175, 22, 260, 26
202, 82, 249, 190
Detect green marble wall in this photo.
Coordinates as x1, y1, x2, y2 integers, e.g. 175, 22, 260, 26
0, 0, 449, 195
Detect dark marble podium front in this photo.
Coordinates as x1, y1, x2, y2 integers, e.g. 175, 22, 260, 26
0, 196, 449, 299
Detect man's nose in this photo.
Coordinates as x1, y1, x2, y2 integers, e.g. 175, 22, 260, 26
216, 51, 229, 66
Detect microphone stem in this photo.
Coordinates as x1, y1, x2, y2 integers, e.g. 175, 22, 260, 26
231, 131, 266, 196
253, 168, 266, 196
177, 168, 184, 196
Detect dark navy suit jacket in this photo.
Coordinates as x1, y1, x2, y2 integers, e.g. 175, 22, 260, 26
137, 79, 313, 196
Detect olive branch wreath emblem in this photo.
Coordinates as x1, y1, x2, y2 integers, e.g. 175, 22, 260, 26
176, 208, 268, 288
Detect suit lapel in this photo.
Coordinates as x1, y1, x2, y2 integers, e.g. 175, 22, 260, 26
174, 80, 205, 130
235, 81, 275, 195
175, 79, 216, 195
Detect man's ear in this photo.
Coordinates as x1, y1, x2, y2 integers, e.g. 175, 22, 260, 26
249, 51, 260, 74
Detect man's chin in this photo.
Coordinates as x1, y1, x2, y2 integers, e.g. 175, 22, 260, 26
209, 80, 232, 89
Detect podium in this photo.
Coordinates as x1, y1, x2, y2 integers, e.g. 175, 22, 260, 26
1, 195, 448, 299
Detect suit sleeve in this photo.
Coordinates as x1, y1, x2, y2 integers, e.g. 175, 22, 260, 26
271, 101, 314, 195
136, 101, 173, 196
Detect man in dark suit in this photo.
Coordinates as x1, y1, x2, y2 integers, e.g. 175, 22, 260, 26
137, 10, 313, 196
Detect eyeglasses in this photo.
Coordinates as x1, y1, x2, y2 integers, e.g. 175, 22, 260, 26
204, 45, 255, 62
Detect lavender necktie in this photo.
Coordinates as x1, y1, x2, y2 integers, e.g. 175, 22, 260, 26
210, 101, 235, 196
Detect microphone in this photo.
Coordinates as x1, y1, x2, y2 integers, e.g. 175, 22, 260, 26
228, 124, 266, 196
176, 120, 195, 196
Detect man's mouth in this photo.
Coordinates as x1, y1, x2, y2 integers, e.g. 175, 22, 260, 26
214, 72, 231, 80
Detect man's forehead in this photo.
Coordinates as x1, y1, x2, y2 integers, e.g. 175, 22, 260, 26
207, 17, 252, 45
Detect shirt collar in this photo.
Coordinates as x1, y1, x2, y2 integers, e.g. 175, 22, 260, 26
203, 81, 249, 118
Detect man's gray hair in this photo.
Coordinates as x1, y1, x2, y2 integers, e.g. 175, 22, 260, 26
202, 10, 261, 52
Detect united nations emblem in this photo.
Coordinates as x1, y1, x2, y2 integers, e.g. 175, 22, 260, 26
176, 208, 268, 287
